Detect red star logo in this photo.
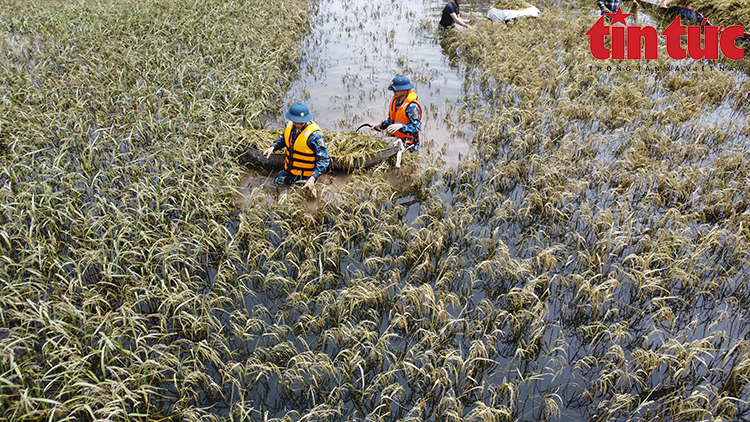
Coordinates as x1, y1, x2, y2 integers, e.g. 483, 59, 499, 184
607, 7, 632, 25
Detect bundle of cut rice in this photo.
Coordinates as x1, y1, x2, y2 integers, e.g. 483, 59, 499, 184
490, 0, 534, 9
237, 129, 389, 157
237, 129, 400, 171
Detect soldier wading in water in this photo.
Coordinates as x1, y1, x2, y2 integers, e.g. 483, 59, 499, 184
263, 102, 330, 198
371, 75, 422, 151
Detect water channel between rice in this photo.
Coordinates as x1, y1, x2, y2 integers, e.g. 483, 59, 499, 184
238, 0, 480, 198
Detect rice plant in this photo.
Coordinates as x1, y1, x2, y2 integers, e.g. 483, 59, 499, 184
3, 0, 750, 420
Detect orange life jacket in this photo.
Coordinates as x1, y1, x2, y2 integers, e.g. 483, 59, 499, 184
388, 90, 421, 144
284, 121, 322, 178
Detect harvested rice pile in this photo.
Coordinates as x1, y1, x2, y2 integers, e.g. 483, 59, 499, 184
238, 129, 390, 157
238, 129, 403, 170
490, 0, 534, 9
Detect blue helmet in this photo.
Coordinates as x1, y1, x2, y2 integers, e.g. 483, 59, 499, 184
388, 75, 415, 91
285, 102, 313, 123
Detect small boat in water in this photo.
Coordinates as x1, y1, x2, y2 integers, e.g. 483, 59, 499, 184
237, 144, 403, 173
235, 127, 412, 173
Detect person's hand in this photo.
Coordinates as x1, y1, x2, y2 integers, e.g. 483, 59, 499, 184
304, 177, 317, 198
601, 6, 612, 13
370, 123, 382, 132
262, 147, 275, 158
386, 123, 403, 135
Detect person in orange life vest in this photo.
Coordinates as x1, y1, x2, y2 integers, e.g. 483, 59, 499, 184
371, 75, 422, 151
262, 102, 330, 197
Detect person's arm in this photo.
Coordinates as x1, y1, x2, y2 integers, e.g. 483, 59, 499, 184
308, 132, 330, 180
451, 12, 471, 28
372, 118, 393, 132
263, 133, 285, 157
597, 0, 611, 13
303, 131, 330, 197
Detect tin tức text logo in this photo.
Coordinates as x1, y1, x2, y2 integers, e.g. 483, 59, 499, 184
585, 8, 745, 60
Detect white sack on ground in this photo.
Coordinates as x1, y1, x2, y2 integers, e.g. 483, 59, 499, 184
486, 6, 540, 21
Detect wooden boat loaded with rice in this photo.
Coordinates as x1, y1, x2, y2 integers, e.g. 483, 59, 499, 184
236, 127, 405, 173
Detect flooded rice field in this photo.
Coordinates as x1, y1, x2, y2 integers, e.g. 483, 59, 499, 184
2, 0, 750, 421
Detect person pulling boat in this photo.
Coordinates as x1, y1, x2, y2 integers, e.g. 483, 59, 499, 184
263, 102, 330, 197
370, 75, 422, 151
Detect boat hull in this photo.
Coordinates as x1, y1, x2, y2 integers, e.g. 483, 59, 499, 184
237, 145, 401, 173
